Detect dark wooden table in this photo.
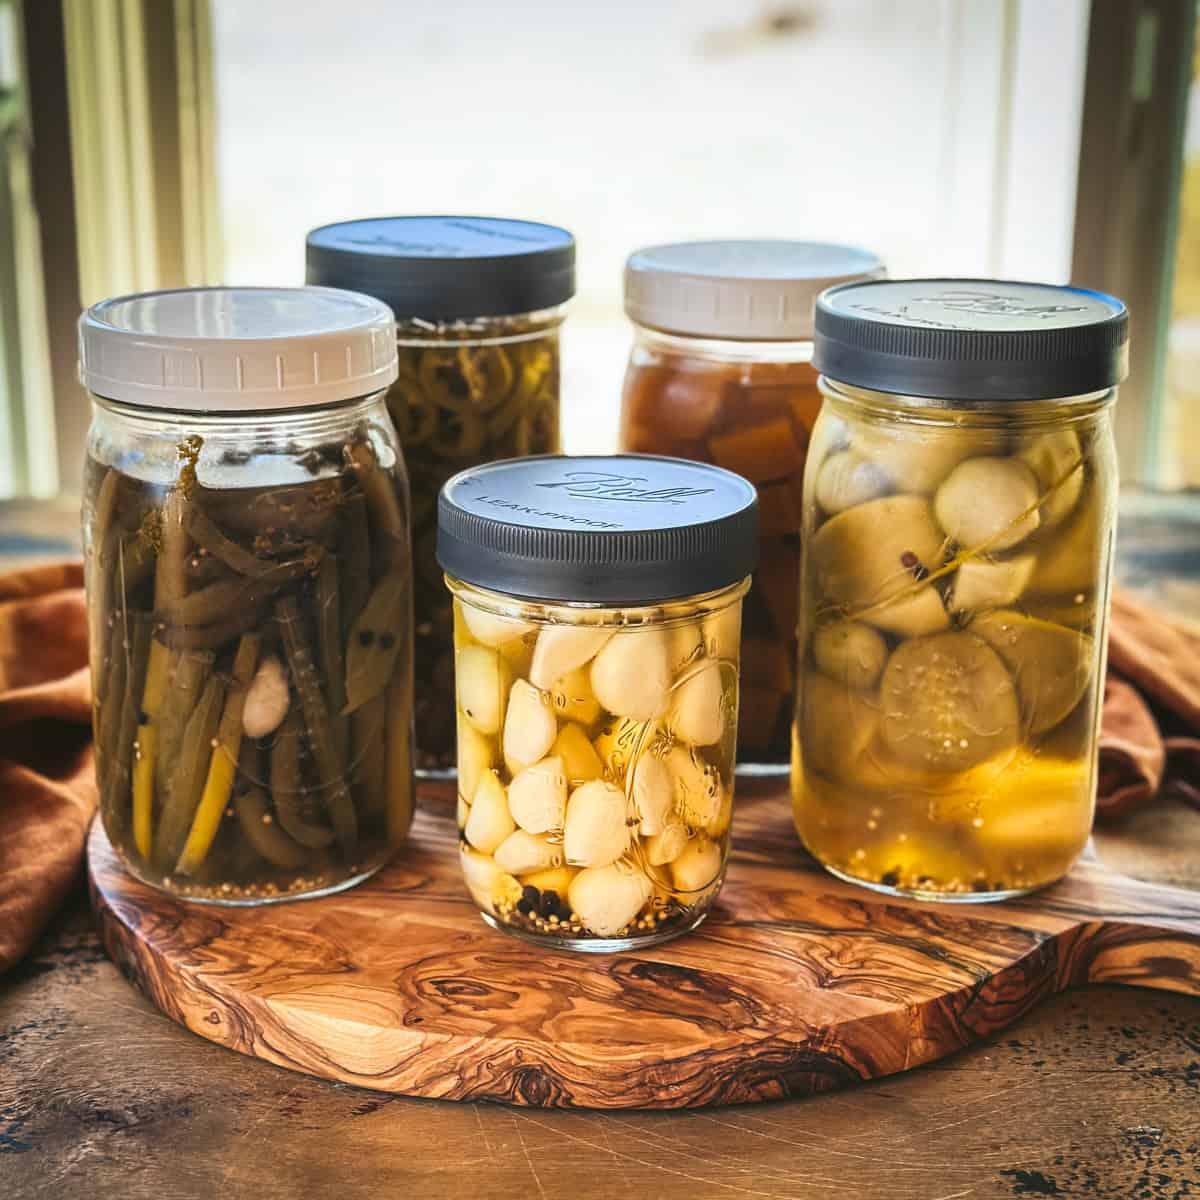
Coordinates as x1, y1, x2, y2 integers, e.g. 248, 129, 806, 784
2, 494, 1199, 1199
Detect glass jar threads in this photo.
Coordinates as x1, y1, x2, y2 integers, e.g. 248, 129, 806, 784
437, 455, 758, 951
794, 279, 1129, 901
80, 286, 415, 903
619, 241, 883, 766
307, 216, 575, 772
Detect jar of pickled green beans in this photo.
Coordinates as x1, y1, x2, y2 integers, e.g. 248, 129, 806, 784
79, 286, 415, 904
306, 216, 575, 773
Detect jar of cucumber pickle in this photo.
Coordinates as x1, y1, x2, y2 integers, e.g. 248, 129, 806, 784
80, 286, 415, 903
795, 279, 1128, 901
306, 216, 575, 772
620, 241, 883, 766
437, 455, 757, 950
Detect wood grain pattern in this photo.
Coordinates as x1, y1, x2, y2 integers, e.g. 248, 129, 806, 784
87, 778, 1200, 1109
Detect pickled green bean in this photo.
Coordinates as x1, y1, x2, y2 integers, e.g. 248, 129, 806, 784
339, 490, 371, 636
155, 489, 189, 615
276, 595, 357, 857
347, 442, 406, 572
316, 553, 349, 763
351, 694, 386, 816
155, 648, 214, 796
234, 787, 309, 869
187, 504, 278, 578
106, 614, 153, 818
160, 554, 317, 626
269, 709, 334, 849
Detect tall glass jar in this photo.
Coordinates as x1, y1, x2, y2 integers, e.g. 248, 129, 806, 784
80, 287, 415, 903
307, 216, 575, 771
794, 279, 1129, 901
437, 455, 758, 951
619, 241, 883, 767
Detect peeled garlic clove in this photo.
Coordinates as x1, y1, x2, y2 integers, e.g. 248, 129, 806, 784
464, 769, 515, 853
862, 585, 950, 638
493, 829, 563, 876
591, 630, 672, 720
970, 610, 1093, 735
644, 817, 688, 865
564, 780, 630, 868
529, 626, 611, 690
668, 659, 726, 746
812, 621, 888, 691
949, 553, 1036, 613
461, 604, 535, 648
815, 450, 890, 514
1031, 482, 1102, 594
631, 753, 673, 835
1017, 430, 1084, 530
243, 654, 290, 738
457, 645, 512, 735
519, 864, 577, 892
799, 671, 879, 780
592, 717, 658, 782
668, 621, 705, 676
702, 604, 742, 662
497, 634, 535, 680
502, 679, 557, 774
666, 745, 722, 829
935, 457, 1041, 552
879, 632, 1019, 772
552, 722, 604, 784
456, 792, 470, 828
568, 864, 651, 937
670, 835, 723, 895
854, 429, 981, 494
460, 844, 522, 915
705, 786, 733, 838
457, 721, 496, 804
811, 495, 945, 608
508, 756, 567, 833
547, 666, 602, 726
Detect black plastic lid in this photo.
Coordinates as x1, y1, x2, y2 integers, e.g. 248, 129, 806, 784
814, 279, 1129, 401
305, 216, 576, 321
437, 455, 758, 605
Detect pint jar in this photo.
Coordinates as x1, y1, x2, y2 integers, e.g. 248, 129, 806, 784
307, 216, 575, 772
794, 279, 1128, 900
437, 455, 758, 950
619, 241, 883, 766
80, 286, 415, 903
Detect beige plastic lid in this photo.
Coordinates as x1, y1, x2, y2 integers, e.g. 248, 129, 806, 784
79, 286, 399, 411
624, 240, 885, 341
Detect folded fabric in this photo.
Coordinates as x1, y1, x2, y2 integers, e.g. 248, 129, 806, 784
0, 562, 94, 973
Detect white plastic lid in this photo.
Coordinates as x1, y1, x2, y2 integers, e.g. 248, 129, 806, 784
624, 240, 885, 341
79, 286, 399, 411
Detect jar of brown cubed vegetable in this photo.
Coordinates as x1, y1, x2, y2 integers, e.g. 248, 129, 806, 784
620, 241, 883, 767
307, 217, 575, 772
80, 286, 415, 903
795, 279, 1128, 901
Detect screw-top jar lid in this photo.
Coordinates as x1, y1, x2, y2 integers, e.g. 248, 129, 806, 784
814, 278, 1130, 401
305, 216, 576, 321
623, 240, 884, 341
79, 286, 399, 411
437, 455, 758, 605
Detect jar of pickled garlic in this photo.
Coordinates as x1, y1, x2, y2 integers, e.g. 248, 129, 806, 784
620, 241, 883, 767
307, 216, 575, 773
80, 286, 415, 903
794, 279, 1128, 901
437, 455, 757, 950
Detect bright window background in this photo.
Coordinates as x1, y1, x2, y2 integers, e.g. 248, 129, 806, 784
210, 0, 1081, 452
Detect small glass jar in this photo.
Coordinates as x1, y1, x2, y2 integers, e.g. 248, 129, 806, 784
436, 455, 758, 951
79, 287, 415, 903
307, 216, 575, 772
619, 241, 883, 767
794, 279, 1129, 901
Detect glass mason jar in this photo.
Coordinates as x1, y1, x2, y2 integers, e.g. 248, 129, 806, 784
793, 279, 1129, 901
619, 241, 883, 767
79, 287, 415, 904
307, 216, 575, 772
436, 455, 758, 951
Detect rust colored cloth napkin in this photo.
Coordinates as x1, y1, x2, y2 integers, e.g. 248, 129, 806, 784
0, 564, 1196, 972
0, 562, 94, 973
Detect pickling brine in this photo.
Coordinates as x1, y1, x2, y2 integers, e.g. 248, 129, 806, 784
793, 278, 1128, 901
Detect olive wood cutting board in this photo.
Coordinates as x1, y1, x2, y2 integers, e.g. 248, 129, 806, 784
88, 778, 1200, 1109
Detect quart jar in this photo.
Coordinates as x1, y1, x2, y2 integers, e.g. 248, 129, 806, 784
436, 455, 758, 951
307, 216, 575, 772
620, 241, 883, 766
794, 279, 1128, 901
80, 286, 415, 904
